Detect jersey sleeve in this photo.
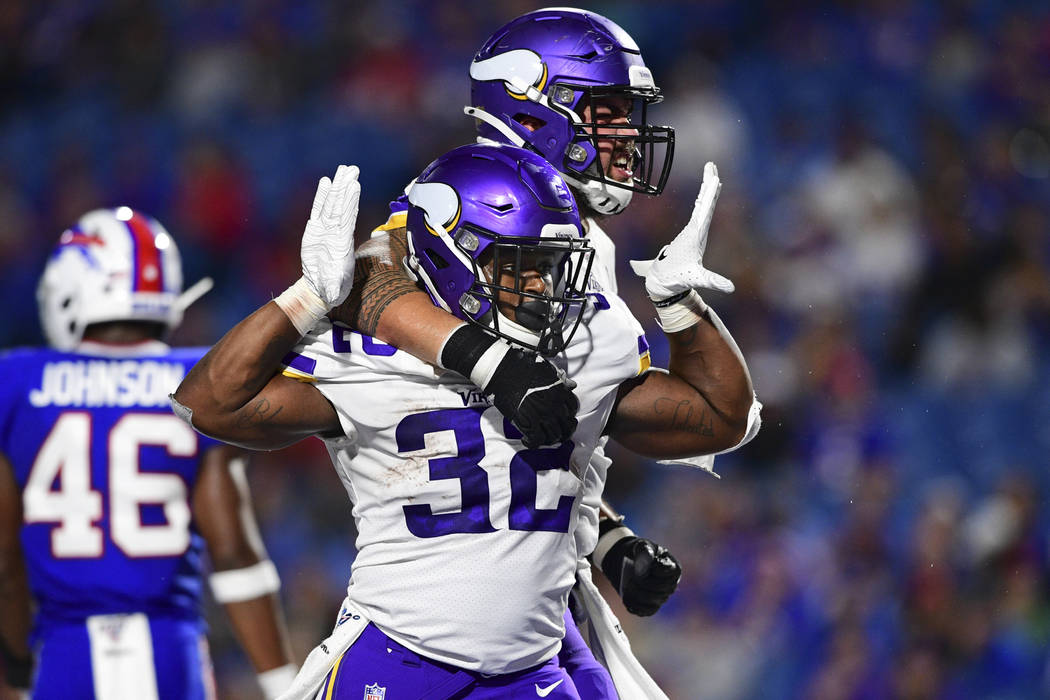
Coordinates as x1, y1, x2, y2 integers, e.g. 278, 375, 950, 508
278, 320, 363, 442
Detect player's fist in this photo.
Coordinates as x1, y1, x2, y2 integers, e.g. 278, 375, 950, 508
596, 524, 682, 616
440, 325, 578, 447
491, 348, 579, 448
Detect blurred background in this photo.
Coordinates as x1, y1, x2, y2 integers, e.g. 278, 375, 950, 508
2, 0, 1049, 697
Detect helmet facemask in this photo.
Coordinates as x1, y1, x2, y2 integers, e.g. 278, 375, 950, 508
465, 229, 594, 356
559, 83, 675, 201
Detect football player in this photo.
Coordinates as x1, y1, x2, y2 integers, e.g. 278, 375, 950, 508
172, 143, 753, 698
329, 8, 762, 696
0, 209, 296, 699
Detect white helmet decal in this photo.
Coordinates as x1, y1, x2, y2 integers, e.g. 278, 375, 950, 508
407, 181, 461, 234
469, 49, 546, 97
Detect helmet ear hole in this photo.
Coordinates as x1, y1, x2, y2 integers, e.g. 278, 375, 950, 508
424, 248, 450, 270
513, 114, 546, 131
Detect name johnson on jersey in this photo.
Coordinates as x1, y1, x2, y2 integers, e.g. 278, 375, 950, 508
28, 359, 185, 408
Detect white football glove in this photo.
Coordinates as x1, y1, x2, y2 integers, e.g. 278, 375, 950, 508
301, 163, 361, 308
628, 162, 734, 302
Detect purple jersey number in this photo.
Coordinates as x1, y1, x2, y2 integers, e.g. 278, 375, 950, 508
395, 408, 575, 537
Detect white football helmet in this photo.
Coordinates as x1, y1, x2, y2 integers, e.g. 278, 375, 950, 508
38, 207, 188, 351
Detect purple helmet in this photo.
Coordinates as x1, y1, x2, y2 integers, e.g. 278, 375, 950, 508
467, 7, 674, 216
405, 143, 594, 356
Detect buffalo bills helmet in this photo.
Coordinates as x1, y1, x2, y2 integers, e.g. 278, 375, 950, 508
37, 207, 206, 351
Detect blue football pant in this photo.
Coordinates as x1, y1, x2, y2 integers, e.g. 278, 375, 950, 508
31, 615, 212, 700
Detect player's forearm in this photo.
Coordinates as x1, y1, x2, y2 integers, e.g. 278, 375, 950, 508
224, 595, 295, 672
173, 302, 302, 441
376, 292, 465, 363
331, 229, 461, 365
609, 310, 752, 457
665, 312, 752, 438
0, 456, 31, 666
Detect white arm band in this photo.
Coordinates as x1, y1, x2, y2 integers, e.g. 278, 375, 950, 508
274, 277, 330, 337
257, 663, 298, 700
591, 524, 635, 568
209, 560, 281, 603
653, 289, 708, 333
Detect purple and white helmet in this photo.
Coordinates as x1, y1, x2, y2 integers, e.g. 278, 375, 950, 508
37, 207, 207, 351
467, 7, 675, 216
405, 143, 594, 356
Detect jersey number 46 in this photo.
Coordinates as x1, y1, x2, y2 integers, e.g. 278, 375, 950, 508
23, 412, 195, 558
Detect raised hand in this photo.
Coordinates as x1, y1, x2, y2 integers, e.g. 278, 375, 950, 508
628, 162, 733, 302
301, 164, 361, 310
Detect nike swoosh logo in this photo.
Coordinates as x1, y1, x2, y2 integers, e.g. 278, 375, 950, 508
657, 250, 668, 260
536, 679, 564, 697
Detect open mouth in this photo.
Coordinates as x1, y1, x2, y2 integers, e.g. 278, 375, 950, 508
609, 147, 635, 182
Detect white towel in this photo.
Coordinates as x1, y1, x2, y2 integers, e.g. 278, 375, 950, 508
276, 597, 370, 700
573, 566, 669, 700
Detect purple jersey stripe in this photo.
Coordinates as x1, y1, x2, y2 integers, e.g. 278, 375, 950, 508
637, 335, 650, 355
282, 352, 317, 375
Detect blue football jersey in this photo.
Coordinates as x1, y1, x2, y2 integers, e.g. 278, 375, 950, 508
0, 343, 221, 640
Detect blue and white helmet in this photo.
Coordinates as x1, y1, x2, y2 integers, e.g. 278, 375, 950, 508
405, 143, 594, 356
37, 207, 195, 350
467, 7, 675, 215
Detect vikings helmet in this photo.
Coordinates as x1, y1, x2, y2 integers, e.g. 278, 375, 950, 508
467, 7, 675, 216
38, 207, 190, 351
405, 143, 594, 356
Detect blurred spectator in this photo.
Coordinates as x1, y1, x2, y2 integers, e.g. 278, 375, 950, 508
2, 1, 1048, 697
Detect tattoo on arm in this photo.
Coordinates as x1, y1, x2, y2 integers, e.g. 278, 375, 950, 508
235, 398, 285, 430
331, 228, 420, 335
356, 271, 420, 336
654, 397, 714, 436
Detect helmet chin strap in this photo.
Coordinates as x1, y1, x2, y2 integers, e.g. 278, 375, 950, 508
466, 106, 527, 148
561, 172, 633, 216
487, 307, 543, 351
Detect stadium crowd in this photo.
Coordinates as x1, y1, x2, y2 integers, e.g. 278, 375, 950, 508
1, 1, 1048, 697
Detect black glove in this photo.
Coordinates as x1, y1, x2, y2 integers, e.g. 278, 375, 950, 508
441, 325, 578, 448
594, 520, 682, 617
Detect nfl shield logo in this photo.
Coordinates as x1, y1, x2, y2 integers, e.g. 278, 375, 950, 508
364, 683, 386, 700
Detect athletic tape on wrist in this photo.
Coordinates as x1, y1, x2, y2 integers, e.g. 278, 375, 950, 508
592, 524, 635, 569
209, 560, 281, 603
273, 277, 329, 336
470, 341, 511, 390
438, 324, 511, 392
653, 289, 709, 333
257, 663, 298, 700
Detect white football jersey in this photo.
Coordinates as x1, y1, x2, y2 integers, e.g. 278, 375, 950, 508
572, 216, 646, 559
282, 285, 647, 674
